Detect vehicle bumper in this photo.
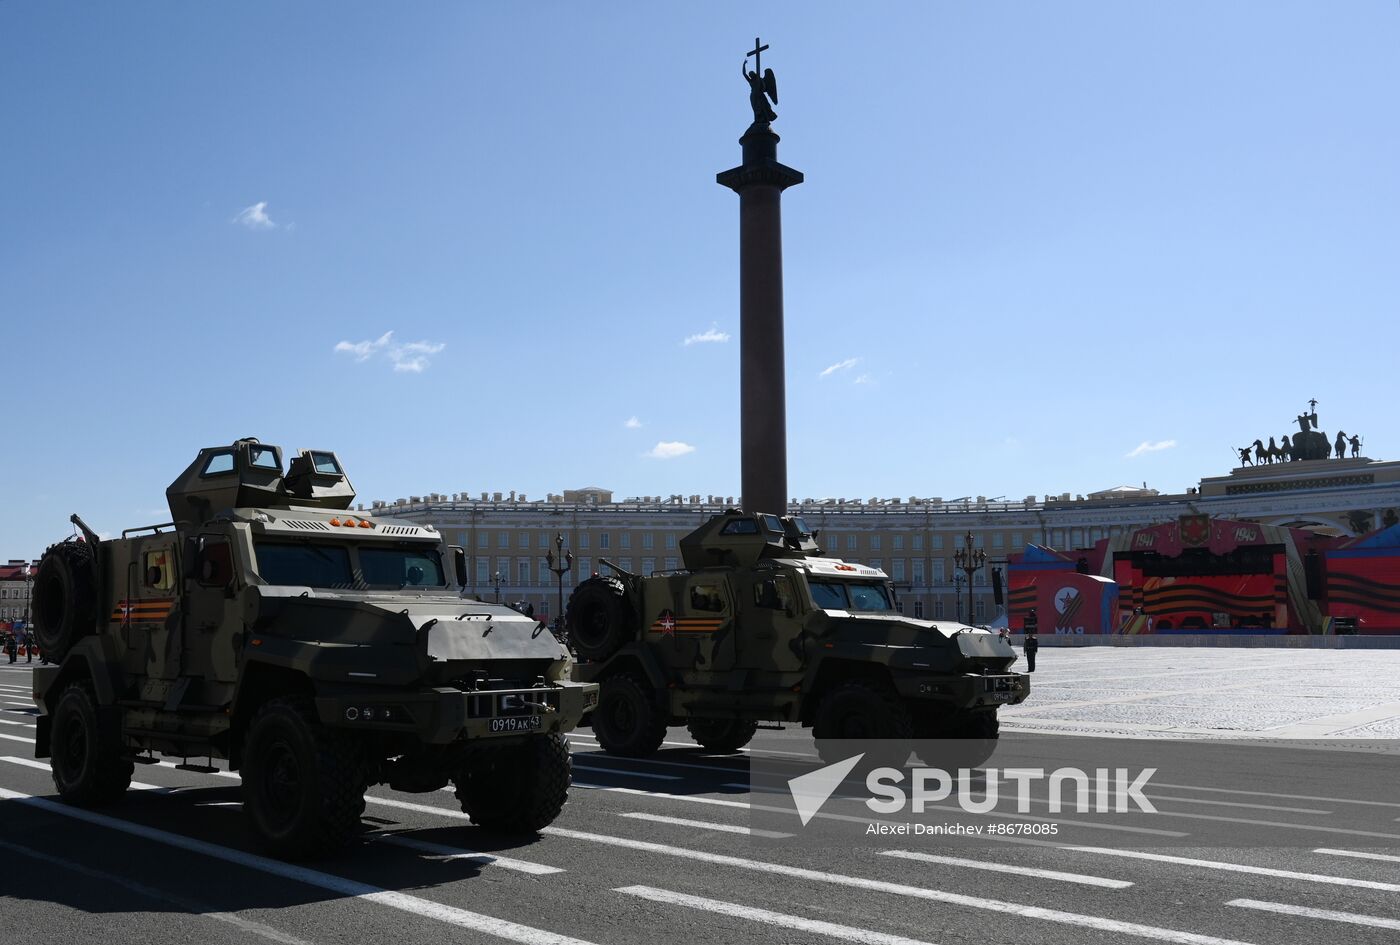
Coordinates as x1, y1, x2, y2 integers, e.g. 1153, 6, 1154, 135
314, 679, 600, 743
895, 672, 1030, 708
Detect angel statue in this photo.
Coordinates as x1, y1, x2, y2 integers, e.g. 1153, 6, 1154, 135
744, 59, 778, 125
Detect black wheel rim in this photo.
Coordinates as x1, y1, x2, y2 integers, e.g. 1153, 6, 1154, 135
57, 713, 87, 782
260, 738, 302, 829
609, 694, 636, 735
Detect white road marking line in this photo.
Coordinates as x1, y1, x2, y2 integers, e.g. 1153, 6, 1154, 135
1226, 899, 1400, 930
547, 828, 1256, 945
881, 850, 1133, 889
569, 732, 813, 758
1142, 794, 1331, 815
0, 837, 314, 945
1, 755, 163, 790
1314, 848, 1400, 864
0, 719, 33, 726
618, 812, 792, 838
0, 732, 35, 744
377, 833, 564, 876
570, 763, 680, 781
0, 787, 601, 945
2, 701, 37, 709
566, 749, 751, 776
1147, 781, 1400, 809
1060, 845, 1400, 892
572, 782, 750, 808
618, 885, 941, 945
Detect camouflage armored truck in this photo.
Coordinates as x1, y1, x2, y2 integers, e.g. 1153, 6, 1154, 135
29, 438, 597, 858
565, 510, 1028, 759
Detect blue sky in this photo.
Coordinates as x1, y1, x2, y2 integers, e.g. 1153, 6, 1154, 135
2, 2, 1397, 558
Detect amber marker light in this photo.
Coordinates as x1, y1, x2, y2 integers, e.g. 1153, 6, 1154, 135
358, 520, 372, 528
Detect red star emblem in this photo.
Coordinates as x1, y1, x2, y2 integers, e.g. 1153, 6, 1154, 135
658, 611, 676, 636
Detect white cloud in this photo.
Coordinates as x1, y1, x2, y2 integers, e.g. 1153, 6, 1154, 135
1125, 439, 1177, 458
819, 357, 860, 378
646, 441, 696, 460
625, 416, 643, 429
233, 201, 279, 230
334, 331, 445, 372
853, 374, 873, 385
683, 324, 730, 346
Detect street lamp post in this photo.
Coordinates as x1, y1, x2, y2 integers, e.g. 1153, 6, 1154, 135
545, 533, 574, 628
491, 570, 505, 603
952, 530, 987, 626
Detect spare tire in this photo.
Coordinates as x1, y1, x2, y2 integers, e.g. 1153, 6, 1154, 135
32, 541, 98, 663
565, 576, 633, 661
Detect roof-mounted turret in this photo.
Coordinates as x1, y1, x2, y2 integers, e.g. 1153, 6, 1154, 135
679, 510, 822, 570
166, 439, 355, 526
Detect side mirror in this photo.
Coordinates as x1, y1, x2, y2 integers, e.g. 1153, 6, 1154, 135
451, 546, 468, 588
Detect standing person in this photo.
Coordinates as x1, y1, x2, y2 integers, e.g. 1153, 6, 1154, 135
23, 630, 32, 663
1024, 632, 1038, 673
5, 634, 14, 664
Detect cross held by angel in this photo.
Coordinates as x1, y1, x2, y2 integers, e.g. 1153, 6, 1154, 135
743, 37, 778, 125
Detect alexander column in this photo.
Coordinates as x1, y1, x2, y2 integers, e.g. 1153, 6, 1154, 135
717, 38, 803, 517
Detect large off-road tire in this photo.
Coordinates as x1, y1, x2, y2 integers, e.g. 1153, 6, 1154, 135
812, 680, 913, 767
565, 577, 633, 661
32, 541, 98, 663
241, 697, 368, 860
453, 733, 571, 832
50, 681, 132, 806
591, 674, 667, 758
913, 707, 1000, 768
687, 718, 759, 753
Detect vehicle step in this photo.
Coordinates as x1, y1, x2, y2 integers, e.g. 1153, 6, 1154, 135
126, 754, 161, 765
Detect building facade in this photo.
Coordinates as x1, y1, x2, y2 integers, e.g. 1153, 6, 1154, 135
373, 456, 1400, 626
0, 560, 37, 628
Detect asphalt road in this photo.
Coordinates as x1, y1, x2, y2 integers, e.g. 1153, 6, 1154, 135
2, 653, 1399, 945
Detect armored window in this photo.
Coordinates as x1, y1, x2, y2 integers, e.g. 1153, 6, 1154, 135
808, 580, 848, 610
248, 446, 279, 470
720, 519, 758, 536
143, 549, 176, 591
309, 451, 341, 475
201, 451, 235, 477
195, 538, 233, 588
254, 543, 352, 588
691, 583, 727, 612
759, 514, 783, 534
360, 547, 445, 588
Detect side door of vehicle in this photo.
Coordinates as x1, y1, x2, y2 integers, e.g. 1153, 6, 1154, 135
738, 572, 805, 672
182, 534, 241, 691
120, 536, 182, 681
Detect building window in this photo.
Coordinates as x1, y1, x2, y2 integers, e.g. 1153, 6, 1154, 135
498, 532, 509, 549
896, 600, 905, 614
912, 559, 924, 586
1012, 532, 1023, 549
599, 532, 611, 550
540, 532, 550, 548
664, 557, 678, 571
912, 535, 923, 551
914, 600, 924, 619
665, 534, 677, 550
933, 559, 945, 583
642, 557, 655, 575
620, 557, 632, 572
1052, 529, 1066, 548
642, 533, 654, 550
893, 535, 904, 551
846, 535, 856, 551
476, 560, 489, 584
518, 559, 530, 585
975, 597, 986, 619
892, 559, 905, 581
579, 532, 590, 549
621, 532, 631, 549
932, 534, 944, 551
974, 569, 986, 586
871, 534, 882, 551
577, 558, 591, 582
519, 532, 529, 548
477, 531, 488, 549
934, 597, 944, 619
992, 533, 1004, 549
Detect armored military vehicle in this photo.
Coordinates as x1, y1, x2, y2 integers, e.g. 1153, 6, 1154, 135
565, 510, 1028, 760
29, 438, 597, 858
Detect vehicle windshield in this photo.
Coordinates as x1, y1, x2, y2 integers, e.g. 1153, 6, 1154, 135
359, 546, 446, 588
255, 542, 354, 588
808, 579, 895, 612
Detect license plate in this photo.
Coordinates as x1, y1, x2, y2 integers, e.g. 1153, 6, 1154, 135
488, 715, 541, 734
